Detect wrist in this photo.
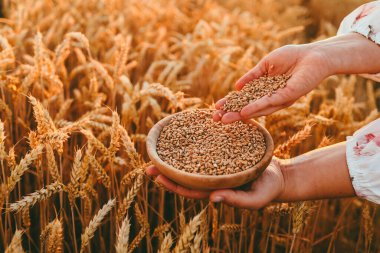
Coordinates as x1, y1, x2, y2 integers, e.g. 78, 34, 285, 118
310, 33, 380, 76
274, 158, 295, 202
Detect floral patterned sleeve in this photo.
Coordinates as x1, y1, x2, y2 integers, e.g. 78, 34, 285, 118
337, 0, 380, 82
346, 119, 380, 204
341, 2, 380, 204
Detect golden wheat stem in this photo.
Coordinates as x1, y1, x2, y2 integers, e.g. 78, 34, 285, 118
80, 198, 116, 253
116, 215, 130, 253
9, 182, 64, 212
7, 145, 44, 192
5, 230, 24, 253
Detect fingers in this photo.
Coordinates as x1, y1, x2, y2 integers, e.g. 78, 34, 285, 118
156, 175, 211, 199
220, 112, 242, 124
213, 111, 243, 124
240, 91, 294, 119
146, 166, 211, 199
235, 62, 266, 90
215, 98, 227, 109
146, 165, 160, 176
212, 110, 225, 121
210, 189, 267, 209
241, 104, 287, 118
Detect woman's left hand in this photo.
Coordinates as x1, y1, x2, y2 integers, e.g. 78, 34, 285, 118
145, 158, 285, 209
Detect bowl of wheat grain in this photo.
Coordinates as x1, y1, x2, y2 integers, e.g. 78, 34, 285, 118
146, 109, 274, 190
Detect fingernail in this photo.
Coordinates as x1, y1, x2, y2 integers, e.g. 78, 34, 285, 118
212, 196, 223, 202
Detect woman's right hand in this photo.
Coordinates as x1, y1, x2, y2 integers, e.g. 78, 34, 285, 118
213, 33, 380, 124
213, 43, 332, 123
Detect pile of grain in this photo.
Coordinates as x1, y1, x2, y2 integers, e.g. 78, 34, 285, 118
156, 110, 266, 175
223, 75, 290, 112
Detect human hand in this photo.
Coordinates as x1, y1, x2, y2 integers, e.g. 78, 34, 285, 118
213, 43, 331, 123
214, 33, 380, 123
145, 158, 285, 209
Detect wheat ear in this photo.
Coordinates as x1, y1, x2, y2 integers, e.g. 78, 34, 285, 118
173, 209, 205, 253
80, 198, 116, 253
5, 230, 24, 253
116, 215, 130, 253
9, 182, 64, 212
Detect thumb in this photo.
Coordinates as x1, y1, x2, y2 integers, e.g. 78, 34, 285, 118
235, 59, 267, 90
210, 189, 266, 209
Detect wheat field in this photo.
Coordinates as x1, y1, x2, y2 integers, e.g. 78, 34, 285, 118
0, 0, 378, 252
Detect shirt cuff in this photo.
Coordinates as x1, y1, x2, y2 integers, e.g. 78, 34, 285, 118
337, 1, 380, 82
346, 118, 380, 204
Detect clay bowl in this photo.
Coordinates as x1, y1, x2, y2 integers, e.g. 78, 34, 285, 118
146, 110, 274, 190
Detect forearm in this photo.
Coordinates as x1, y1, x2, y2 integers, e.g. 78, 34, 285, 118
310, 33, 380, 76
277, 142, 355, 202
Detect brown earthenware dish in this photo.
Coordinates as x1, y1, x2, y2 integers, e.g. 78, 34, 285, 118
146, 110, 274, 190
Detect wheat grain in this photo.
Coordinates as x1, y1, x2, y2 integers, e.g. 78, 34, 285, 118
223, 75, 290, 112
157, 110, 266, 175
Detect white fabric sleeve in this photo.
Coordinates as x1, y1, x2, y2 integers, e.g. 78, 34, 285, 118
346, 118, 380, 204
337, 1, 380, 82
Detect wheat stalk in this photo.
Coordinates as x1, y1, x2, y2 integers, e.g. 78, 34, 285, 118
173, 209, 205, 253
219, 224, 243, 232
67, 149, 83, 204
274, 124, 313, 158
89, 155, 110, 188
158, 233, 173, 253
80, 198, 116, 253
152, 224, 170, 237
0, 120, 7, 160
211, 204, 218, 241
45, 144, 62, 182
9, 182, 64, 212
22, 208, 31, 228
127, 203, 150, 253
7, 145, 44, 192
5, 230, 24, 253
108, 111, 121, 161
116, 174, 143, 223
43, 219, 63, 253
29, 95, 56, 135
116, 215, 130, 253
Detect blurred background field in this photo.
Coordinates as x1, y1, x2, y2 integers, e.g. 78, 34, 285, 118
0, 0, 378, 252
